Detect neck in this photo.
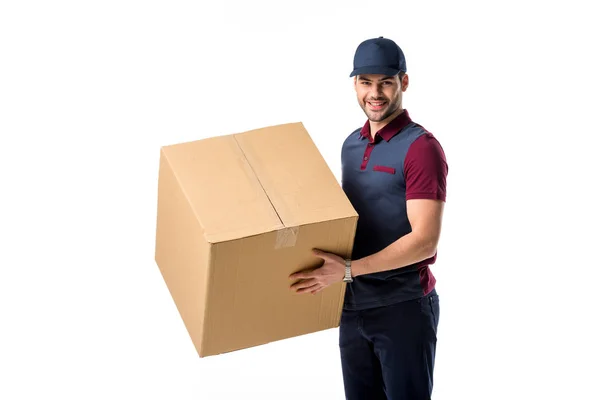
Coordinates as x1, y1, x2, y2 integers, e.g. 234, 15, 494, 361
370, 107, 404, 138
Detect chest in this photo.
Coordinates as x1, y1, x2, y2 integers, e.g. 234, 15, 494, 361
342, 139, 409, 195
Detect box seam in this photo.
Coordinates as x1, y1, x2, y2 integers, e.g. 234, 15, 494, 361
232, 135, 287, 228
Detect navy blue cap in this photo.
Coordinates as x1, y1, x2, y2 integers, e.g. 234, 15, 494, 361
349, 36, 407, 77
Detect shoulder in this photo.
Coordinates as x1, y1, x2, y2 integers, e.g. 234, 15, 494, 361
404, 127, 448, 201
406, 126, 447, 165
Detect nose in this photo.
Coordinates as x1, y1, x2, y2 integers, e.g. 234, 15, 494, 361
369, 83, 383, 98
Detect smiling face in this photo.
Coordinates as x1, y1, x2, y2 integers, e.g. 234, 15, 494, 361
354, 73, 408, 125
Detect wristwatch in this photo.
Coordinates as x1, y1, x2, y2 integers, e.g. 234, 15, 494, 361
343, 259, 353, 283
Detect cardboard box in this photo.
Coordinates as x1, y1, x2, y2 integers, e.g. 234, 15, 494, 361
154, 122, 358, 357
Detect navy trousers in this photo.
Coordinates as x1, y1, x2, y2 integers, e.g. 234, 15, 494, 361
339, 290, 440, 400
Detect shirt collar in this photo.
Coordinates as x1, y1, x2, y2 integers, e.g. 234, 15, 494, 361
359, 109, 412, 142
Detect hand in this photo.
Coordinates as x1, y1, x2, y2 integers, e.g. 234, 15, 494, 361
289, 249, 346, 295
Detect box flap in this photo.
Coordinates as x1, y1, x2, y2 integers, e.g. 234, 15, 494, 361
234, 122, 358, 227
161, 135, 284, 243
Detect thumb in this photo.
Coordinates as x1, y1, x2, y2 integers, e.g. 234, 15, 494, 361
312, 248, 330, 260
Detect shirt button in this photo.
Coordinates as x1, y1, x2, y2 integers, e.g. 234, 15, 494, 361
364, 157, 368, 161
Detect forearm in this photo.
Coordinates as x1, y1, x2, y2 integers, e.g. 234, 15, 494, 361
352, 232, 437, 277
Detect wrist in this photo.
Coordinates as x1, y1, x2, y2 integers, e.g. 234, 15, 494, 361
352, 258, 367, 277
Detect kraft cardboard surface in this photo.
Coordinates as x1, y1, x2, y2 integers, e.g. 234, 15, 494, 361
154, 122, 358, 357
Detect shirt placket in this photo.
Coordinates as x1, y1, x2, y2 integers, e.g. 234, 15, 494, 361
360, 137, 377, 170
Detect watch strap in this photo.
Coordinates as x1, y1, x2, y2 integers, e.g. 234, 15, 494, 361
343, 258, 353, 282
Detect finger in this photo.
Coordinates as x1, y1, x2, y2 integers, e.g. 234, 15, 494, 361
296, 283, 320, 294
290, 278, 318, 291
289, 270, 314, 280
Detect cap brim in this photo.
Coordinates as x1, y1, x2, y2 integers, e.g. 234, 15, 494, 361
349, 66, 402, 77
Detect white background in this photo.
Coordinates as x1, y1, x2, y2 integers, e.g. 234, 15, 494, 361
1, 0, 599, 399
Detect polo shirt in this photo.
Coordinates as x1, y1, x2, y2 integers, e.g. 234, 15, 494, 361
341, 109, 448, 311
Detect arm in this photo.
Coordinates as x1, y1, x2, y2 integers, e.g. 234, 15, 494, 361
351, 199, 444, 276
288, 202, 444, 293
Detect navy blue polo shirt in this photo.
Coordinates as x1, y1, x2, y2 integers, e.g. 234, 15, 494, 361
341, 109, 448, 311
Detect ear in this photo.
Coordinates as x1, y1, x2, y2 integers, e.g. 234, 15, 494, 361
401, 74, 409, 92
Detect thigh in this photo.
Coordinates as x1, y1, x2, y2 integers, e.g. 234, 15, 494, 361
339, 310, 387, 400
364, 293, 440, 400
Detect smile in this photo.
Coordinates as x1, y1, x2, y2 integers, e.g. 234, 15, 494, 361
367, 101, 387, 110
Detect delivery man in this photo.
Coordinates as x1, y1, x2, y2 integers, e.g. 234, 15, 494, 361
289, 36, 448, 399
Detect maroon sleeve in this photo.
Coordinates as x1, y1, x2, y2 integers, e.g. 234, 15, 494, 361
404, 133, 448, 201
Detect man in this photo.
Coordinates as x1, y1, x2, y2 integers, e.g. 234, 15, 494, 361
289, 36, 448, 399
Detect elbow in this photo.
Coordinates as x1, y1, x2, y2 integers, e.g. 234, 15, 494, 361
423, 245, 437, 259
421, 238, 439, 259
